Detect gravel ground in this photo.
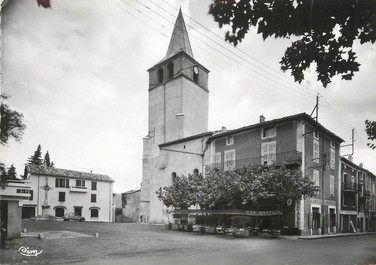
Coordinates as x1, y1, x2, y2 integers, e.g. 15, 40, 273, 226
0, 220, 282, 264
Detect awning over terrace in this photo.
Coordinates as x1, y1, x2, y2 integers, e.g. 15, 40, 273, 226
173, 209, 282, 216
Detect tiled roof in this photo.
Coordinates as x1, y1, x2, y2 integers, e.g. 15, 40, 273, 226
158, 113, 344, 148
122, 189, 141, 195
340, 157, 375, 177
25, 164, 114, 182
207, 113, 344, 143
159, 131, 214, 147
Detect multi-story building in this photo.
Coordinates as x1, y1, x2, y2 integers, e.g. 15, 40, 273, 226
139, 8, 376, 236
204, 113, 343, 235
0, 178, 31, 239
139, 9, 346, 236
23, 165, 114, 222
339, 157, 376, 233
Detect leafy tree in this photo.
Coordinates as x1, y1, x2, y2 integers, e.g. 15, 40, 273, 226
157, 175, 194, 208
365, 120, 376, 150
209, 0, 376, 87
27, 144, 43, 165
6, 164, 17, 180
36, 0, 50, 8
0, 94, 26, 146
157, 165, 317, 211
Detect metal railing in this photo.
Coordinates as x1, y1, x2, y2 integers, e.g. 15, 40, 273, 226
70, 186, 87, 189
205, 150, 302, 172
343, 182, 359, 192
360, 190, 371, 198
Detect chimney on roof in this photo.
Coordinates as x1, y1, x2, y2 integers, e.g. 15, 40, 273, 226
221, 126, 226, 132
359, 162, 363, 168
90, 170, 93, 173
260, 115, 265, 123
348, 155, 353, 162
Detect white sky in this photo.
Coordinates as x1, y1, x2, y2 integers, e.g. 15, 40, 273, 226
1, 0, 375, 193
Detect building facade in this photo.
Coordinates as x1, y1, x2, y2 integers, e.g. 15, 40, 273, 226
0, 179, 31, 239
204, 113, 343, 235
339, 157, 376, 233
23, 165, 114, 222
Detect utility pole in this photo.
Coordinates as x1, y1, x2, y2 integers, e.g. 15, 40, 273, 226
341, 128, 355, 157
310, 94, 319, 122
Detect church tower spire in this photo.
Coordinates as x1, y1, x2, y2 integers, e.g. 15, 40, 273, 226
165, 8, 193, 59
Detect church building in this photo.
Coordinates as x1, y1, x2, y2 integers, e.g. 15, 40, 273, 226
140, 9, 210, 224
139, 9, 376, 236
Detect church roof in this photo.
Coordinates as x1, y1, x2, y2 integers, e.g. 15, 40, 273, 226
25, 164, 114, 182
165, 8, 193, 60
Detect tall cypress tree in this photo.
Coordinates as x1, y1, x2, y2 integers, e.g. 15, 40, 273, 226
44, 151, 51, 167
6, 164, 17, 180
27, 144, 43, 165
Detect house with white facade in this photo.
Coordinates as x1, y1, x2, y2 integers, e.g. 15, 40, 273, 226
23, 165, 114, 222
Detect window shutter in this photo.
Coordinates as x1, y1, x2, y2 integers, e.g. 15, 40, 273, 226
55, 178, 58, 187
308, 213, 312, 228
319, 213, 322, 227
66, 179, 70, 188
334, 214, 337, 226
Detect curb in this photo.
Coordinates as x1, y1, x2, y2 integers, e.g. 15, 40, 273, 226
297, 232, 376, 240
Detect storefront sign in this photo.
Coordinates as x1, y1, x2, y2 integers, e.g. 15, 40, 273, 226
311, 198, 336, 206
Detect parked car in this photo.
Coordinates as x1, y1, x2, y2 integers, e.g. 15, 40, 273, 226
63, 212, 85, 222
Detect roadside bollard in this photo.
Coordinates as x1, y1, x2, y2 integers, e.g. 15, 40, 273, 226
38, 233, 44, 239
94, 233, 99, 238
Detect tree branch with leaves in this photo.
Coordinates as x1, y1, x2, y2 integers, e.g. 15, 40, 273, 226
209, 0, 376, 87
0, 94, 26, 146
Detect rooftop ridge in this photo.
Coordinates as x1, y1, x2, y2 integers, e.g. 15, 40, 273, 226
25, 164, 114, 182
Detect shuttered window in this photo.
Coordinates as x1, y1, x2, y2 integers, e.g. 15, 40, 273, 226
313, 139, 319, 163
224, 150, 235, 171
261, 141, 276, 166
330, 175, 334, 196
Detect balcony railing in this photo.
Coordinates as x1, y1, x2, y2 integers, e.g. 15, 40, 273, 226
205, 150, 302, 172
360, 190, 371, 198
69, 186, 88, 193
343, 182, 359, 193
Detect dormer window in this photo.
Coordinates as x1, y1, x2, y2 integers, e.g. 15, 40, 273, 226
262, 126, 276, 139
168, 62, 174, 79
226, 136, 234, 146
158, 68, 164, 83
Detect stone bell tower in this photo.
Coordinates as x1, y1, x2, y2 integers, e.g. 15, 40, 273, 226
140, 9, 209, 223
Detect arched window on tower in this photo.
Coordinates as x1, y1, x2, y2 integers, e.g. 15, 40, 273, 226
158, 68, 164, 83
193, 66, 199, 83
168, 62, 174, 79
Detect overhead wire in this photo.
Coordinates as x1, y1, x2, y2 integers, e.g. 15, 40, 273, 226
157, 0, 318, 95
125, 0, 316, 102
116, 2, 312, 104
115, 0, 367, 146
